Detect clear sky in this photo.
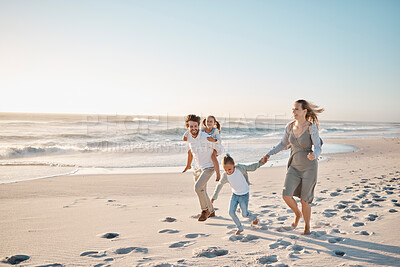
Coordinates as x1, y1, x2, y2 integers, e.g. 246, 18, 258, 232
1, 0, 399, 122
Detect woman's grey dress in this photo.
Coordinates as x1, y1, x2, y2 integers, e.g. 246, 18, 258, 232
267, 121, 322, 203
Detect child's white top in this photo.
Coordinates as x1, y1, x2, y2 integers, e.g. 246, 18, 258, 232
226, 167, 250, 196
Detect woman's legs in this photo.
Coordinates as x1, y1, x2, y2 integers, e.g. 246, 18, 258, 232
301, 199, 311, 235
282, 196, 302, 229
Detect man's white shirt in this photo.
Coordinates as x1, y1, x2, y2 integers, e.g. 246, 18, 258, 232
185, 131, 218, 170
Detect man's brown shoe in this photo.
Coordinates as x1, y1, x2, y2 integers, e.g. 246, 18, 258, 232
208, 211, 216, 218
198, 210, 209, 221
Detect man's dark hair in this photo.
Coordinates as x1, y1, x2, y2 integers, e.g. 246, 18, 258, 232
185, 114, 201, 128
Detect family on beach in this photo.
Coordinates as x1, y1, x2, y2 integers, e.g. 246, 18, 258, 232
182, 99, 324, 235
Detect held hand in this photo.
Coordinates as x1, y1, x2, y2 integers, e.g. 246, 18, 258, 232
307, 152, 315, 161
182, 165, 191, 173
260, 157, 267, 165
211, 198, 215, 203
207, 137, 216, 142
262, 154, 270, 164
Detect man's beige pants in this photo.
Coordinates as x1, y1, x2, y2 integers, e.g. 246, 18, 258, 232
193, 167, 215, 213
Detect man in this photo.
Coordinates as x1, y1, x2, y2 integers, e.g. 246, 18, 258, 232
183, 114, 219, 221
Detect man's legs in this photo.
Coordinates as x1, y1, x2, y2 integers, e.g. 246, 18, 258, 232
194, 168, 215, 220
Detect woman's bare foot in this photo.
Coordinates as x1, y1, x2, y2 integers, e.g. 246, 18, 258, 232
235, 230, 243, 235
291, 212, 302, 229
252, 218, 258, 225
303, 227, 311, 235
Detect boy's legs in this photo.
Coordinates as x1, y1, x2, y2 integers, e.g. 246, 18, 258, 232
229, 194, 243, 231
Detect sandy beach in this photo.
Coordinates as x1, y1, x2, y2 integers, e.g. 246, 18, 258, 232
1, 137, 399, 266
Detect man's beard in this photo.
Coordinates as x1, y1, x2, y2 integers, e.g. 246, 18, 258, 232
190, 129, 199, 136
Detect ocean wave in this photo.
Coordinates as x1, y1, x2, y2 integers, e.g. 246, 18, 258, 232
0, 146, 75, 159
0, 161, 77, 167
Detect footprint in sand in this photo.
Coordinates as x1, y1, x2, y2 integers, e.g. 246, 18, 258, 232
255, 255, 278, 264
228, 234, 260, 242
158, 229, 179, 234
36, 264, 64, 267
277, 216, 289, 221
269, 239, 292, 249
330, 192, 340, 197
275, 226, 293, 232
359, 230, 371, 235
389, 209, 398, 213
169, 241, 192, 248
98, 233, 119, 239
80, 251, 107, 258
161, 217, 177, 222
113, 247, 148, 254
1, 255, 30, 265
353, 222, 365, 227
192, 247, 228, 258
328, 237, 344, 243
310, 230, 327, 238
290, 244, 304, 252
184, 233, 209, 238
394, 203, 400, 207
335, 204, 347, 209
365, 214, 378, 221
323, 209, 338, 218
334, 250, 346, 257
349, 205, 363, 212
251, 223, 269, 231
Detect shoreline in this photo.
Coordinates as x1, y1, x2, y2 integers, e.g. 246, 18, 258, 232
0, 139, 359, 185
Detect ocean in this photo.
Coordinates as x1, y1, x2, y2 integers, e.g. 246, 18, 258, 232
1, 113, 399, 184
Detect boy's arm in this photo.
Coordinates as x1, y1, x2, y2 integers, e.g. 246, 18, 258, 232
211, 174, 228, 200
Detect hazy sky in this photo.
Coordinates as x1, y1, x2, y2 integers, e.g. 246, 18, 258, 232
1, 0, 399, 122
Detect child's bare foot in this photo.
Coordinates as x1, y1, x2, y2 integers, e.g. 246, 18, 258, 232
252, 218, 258, 225
291, 212, 302, 229
235, 230, 243, 235
303, 227, 311, 235
182, 165, 191, 173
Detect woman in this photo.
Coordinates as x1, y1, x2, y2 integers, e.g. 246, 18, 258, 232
263, 100, 324, 235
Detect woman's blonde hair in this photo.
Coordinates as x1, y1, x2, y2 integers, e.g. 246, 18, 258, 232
295, 99, 324, 129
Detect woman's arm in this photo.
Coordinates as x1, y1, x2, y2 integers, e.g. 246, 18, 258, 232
266, 122, 291, 156
310, 124, 322, 158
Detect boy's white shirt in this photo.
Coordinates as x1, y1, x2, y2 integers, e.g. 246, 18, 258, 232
225, 167, 250, 195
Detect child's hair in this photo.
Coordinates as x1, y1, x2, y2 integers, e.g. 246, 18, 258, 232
185, 114, 201, 128
202, 115, 221, 131
222, 153, 234, 165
